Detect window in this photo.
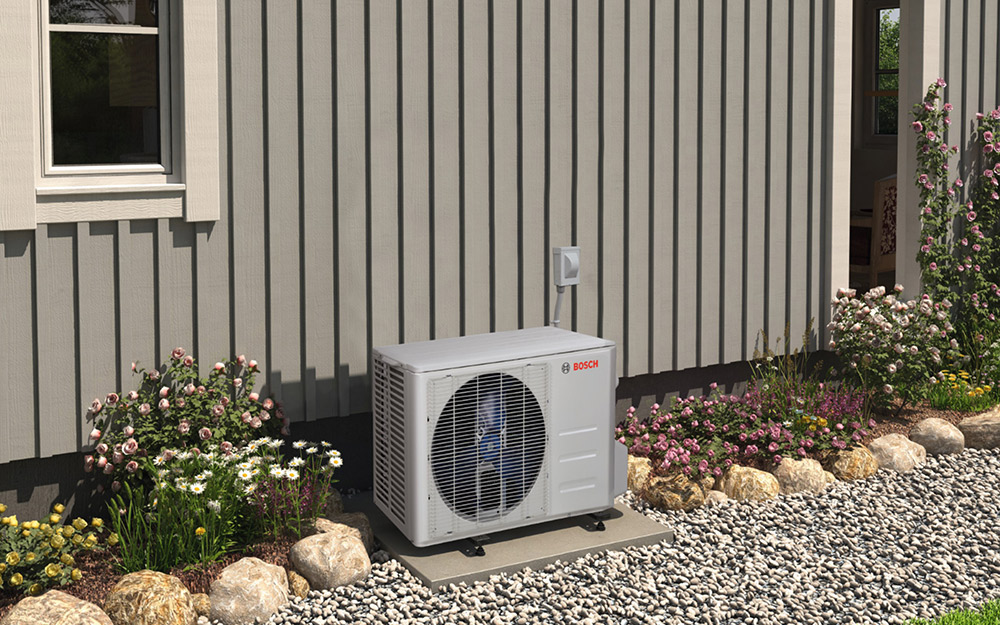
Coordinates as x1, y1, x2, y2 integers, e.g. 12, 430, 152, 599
0, 0, 221, 230
865, 3, 899, 137
45, 0, 169, 170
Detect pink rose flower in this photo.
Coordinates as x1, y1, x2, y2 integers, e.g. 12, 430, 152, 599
198, 427, 212, 441
214, 362, 225, 372
112, 450, 124, 464
926, 131, 936, 141
131, 361, 138, 372
97, 456, 108, 469
159, 386, 170, 398
176, 398, 186, 408
96, 443, 108, 455
178, 420, 191, 435
123, 425, 134, 437
249, 392, 260, 402
234, 378, 243, 388
251, 417, 262, 429
125, 461, 139, 473
158, 398, 170, 411
249, 360, 258, 370
171, 347, 186, 360
944, 102, 953, 111
127, 390, 139, 401
90, 399, 103, 414
122, 438, 138, 455
221, 396, 230, 407
968, 211, 977, 221
261, 410, 270, 421
237, 354, 247, 366
184, 384, 196, 396
89, 428, 101, 441
241, 411, 252, 424
262, 398, 274, 410
183, 355, 194, 367
84, 455, 94, 472
912, 121, 923, 132
104, 462, 116, 475
138, 403, 151, 415
212, 404, 225, 417
148, 370, 160, 381
220, 441, 233, 453
197, 385, 206, 394
936, 78, 946, 87
929, 262, 938, 271
162, 449, 174, 461
105, 393, 119, 405
111, 481, 121, 493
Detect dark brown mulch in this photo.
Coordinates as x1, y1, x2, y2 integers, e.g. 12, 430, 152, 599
0, 534, 298, 621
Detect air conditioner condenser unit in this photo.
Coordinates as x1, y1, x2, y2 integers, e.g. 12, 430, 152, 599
372, 326, 626, 548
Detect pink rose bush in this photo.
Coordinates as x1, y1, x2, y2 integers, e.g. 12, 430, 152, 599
86, 349, 285, 485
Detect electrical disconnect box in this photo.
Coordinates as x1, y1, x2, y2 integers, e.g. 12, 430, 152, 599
552, 247, 581, 287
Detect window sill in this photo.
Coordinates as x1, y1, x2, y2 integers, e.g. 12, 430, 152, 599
34, 184, 185, 224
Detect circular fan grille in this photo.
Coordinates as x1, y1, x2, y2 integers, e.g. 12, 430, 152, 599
430, 372, 546, 522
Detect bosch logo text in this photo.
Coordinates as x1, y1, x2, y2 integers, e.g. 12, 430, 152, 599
572, 360, 599, 371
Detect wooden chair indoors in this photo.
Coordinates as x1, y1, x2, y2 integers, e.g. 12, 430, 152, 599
849, 174, 897, 292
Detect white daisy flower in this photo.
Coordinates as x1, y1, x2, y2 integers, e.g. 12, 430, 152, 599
190, 482, 206, 494
306, 447, 318, 455
289, 457, 305, 467
158, 481, 169, 490
254, 437, 268, 446
157, 469, 169, 478
330, 457, 344, 468
207, 500, 221, 513
269, 465, 284, 478
176, 482, 189, 492
238, 469, 253, 481
292, 440, 307, 449
325, 449, 342, 458
285, 469, 300, 481
202, 453, 215, 462
237, 461, 253, 470
321, 441, 331, 447
267, 438, 284, 449
251, 467, 260, 477
246, 442, 259, 452
177, 451, 192, 461
244, 484, 257, 495
153, 455, 165, 466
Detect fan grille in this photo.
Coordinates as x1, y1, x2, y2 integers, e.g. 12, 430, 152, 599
429, 368, 548, 527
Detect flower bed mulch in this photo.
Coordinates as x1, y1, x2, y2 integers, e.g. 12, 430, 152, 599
0, 534, 297, 622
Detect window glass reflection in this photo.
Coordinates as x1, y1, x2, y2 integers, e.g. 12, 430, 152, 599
50, 0, 157, 27
50, 32, 160, 165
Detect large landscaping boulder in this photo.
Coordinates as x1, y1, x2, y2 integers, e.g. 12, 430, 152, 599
823, 446, 879, 481
909, 418, 964, 455
643, 472, 705, 511
867, 433, 927, 473
703, 490, 729, 506
103, 570, 196, 625
722, 465, 779, 502
772, 458, 827, 495
326, 513, 375, 554
289, 531, 371, 590
0, 589, 112, 625
627, 455, 653, 493
209, 557, 289, 625
957, 410, 1000, 449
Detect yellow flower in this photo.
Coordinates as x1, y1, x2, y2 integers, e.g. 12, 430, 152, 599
52, 503, 65, 514
72, 518, 87, 531
45, 563, 62, 578
29, 520, 39, 529
0, 503, 6, 513
21, 529, 30, 538
985, 385, 993, 392
818, 418, 828, 427
50, 535, 66, 549
8, 573, 23, 586
808, 425, 816, 431
7, 515, 16, 526
60, 553, 74, 566
91, 518, 103, 528
71, 534, 83, 545
83, 533, 97, 547
5, 552, 20, 566
71, 568, 82, 581
41, 524, 53, 536
28, 583, 42, 595
195, 527, 206, 537
107, 533, 119, 546
62, 525, 75, 538
49, 514, 61, 525
0, 563, 6, 573
24, 552, 35, 563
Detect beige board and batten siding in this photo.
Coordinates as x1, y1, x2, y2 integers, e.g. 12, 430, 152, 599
0, 0, 850, 464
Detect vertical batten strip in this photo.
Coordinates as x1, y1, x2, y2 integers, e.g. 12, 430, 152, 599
493, 0, 520, 333
788, 0, 809, 350
432, 0, 460, 338
602, 0, 626, 378
807, 0, 820, 350
723, 0, 747, 364
463, 0, 492, 336
575, 0, 600, 339
982, 0, 997, 115
302, 0, 337, 419
550, 0, 574, 332
699, 0, 721, 367
626, 0, 650, 376
650, 0, 675, 373
521, 0, 547, 330
744, 0, 767, 358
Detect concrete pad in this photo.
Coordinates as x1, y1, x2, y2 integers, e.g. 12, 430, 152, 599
348, 493, 674, 589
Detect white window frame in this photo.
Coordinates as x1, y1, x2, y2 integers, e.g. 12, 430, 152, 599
0, 0, 221, 230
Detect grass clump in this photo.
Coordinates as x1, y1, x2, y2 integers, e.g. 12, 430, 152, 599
905, 600, 1000, 624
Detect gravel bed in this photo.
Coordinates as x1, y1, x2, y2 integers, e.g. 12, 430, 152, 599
250, 448, 1000, 625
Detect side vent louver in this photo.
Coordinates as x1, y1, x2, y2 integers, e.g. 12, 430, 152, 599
372, 357, 407, 527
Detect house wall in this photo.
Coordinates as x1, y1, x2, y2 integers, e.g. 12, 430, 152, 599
0, 0, 847, 469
